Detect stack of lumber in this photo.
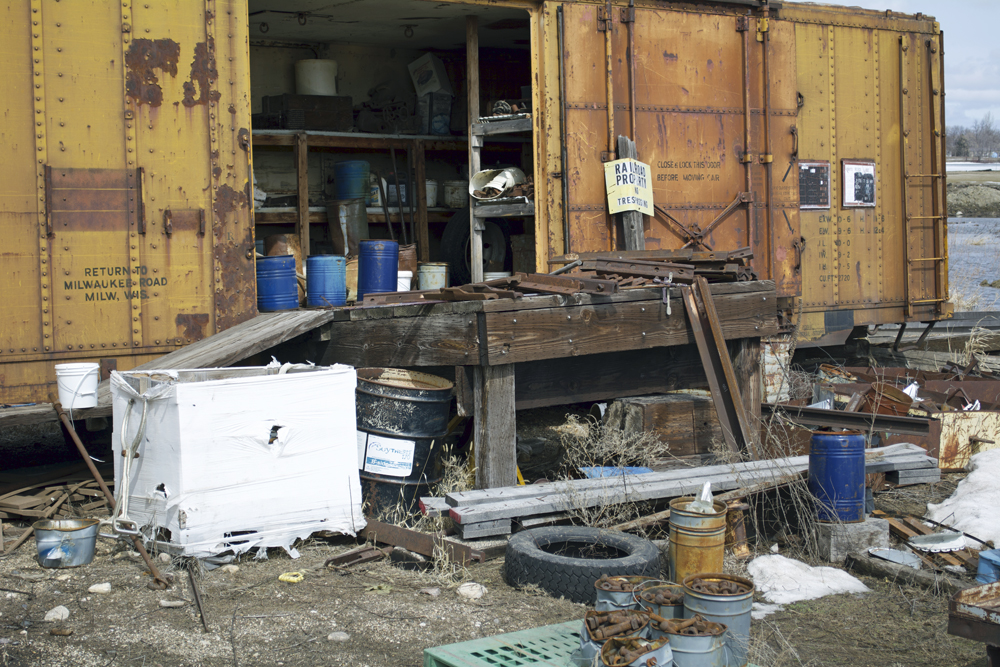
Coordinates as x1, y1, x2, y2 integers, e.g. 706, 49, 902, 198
0, 465, 111, 521
874, 511, 980, 573
421, 444, 938, 539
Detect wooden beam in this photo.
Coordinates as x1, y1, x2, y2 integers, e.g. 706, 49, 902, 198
467, 15, 484, 283
294, 132, 310, 258
733, 337, 762, 451
318, 314, 480, 367
414, 140, 429, 262
484, 288, 777, 364
473, 364, 517, 489
252, 132, 466, 152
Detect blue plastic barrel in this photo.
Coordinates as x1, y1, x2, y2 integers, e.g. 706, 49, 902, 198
256, 256, 299, 312
334, 160, 370, 201
809, 430, 866, 523
306, 255, 347, 307
357, 240, 399, 300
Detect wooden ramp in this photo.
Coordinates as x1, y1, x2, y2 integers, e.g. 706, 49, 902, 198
0, 309, 342, 427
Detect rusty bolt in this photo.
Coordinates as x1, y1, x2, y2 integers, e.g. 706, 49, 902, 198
45, 346, 49, 351
101, 343, 106, 347
155, 340, 160, 344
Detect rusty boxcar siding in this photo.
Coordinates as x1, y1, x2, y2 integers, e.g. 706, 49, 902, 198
534, 1, 949, 344
0, 0, 255, 404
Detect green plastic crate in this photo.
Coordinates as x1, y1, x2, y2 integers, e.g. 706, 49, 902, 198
424, 621, 581, 667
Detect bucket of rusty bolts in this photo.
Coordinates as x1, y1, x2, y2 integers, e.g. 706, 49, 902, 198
682, 574, 753, 667
580, 609, 651, 663
34, 518, 100, 568
668, 497, 728, 584
650, 614, 728, 666
600, 636, 672, 667
594, 574, 656, 611
635, 582, 686, 619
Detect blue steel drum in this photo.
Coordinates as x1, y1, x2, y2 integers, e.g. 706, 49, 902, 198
256, 255, 299, 312
357, 239, 399, 299
306, 255, 347, 307
334, 160, 370, 201
808, 430, 866, 523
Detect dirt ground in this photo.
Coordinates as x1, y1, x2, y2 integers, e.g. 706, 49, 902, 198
0, 410, 992, 667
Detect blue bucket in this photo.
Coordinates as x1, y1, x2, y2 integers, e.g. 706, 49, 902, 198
977, 549, 1000, 584
357, 240, 399, 300
306, 255, 347, 307
809, 430, 866, 523
256, 255, 299, 312
334, 160, 370, 201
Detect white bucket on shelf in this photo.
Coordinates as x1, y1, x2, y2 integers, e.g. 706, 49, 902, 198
426, 180, 439, 208
55, 363, 100, 410
442, 180, 469, 208
397, 270, 413, 292
418, 263, 449, 290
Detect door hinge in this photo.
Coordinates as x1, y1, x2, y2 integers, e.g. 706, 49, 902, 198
163, 208, 173, 236
756, 17, 769, 41
759, 154, 773, 164
620, 7, 635, 23
736, 16, 751, 32
598, 6, 613, 32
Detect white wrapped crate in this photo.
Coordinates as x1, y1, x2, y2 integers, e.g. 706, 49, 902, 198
111, 364, 364, 558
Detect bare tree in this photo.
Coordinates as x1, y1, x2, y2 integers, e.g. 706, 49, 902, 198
970, 112, 999, 159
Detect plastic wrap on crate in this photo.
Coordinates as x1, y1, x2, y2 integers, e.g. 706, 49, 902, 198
111, 363, 365, 558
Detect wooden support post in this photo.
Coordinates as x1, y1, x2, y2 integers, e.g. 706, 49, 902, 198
467, 16, 484, 283
415, 139, 429, 262
473, 364, 517, 489
616, 135, 645, 251
294, 132, 310, 258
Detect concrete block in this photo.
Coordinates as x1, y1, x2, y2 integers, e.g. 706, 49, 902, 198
815, 518, 889, 563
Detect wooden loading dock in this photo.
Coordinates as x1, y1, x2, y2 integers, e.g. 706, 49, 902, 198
1, 280, 777, 489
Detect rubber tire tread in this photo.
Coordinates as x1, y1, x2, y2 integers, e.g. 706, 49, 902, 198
503, 526, 661, 604
439, 207, 511, 286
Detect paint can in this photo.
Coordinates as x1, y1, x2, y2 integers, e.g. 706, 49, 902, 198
668, 497, 728, 584
357, 240, 399, 299
417, 263, 449, 290
305, 255, 347, 307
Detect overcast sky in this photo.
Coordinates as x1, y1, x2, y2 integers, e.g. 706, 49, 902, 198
822, 0, 999, 128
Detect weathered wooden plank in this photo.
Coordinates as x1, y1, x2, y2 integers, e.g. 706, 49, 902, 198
514, 345, 708, 410
473, 364, 517, 489
319, 314, 480, 367
486, 288, 777, 364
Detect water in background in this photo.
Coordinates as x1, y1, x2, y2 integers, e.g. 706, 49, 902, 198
948, 217, 1000, 310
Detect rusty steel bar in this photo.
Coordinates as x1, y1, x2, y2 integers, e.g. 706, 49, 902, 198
360, 519, 485, 564
926, 35, 946, 315
899, 36, 912, 318
188, 560, 210, 633
740, 17, 753, 195
51, 400, 171, 589
604, 0, 617, 250
626, 0, 637, 140
760, 7, 775, 282
558, 5, 571, 254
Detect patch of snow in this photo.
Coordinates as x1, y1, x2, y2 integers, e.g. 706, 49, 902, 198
747, 555, 869, 611
927, 449, 1000, 547
751, 602, 784, 619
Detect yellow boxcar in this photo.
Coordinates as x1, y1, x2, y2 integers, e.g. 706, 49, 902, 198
532, 1, 950, 344
1, 0, 255, 404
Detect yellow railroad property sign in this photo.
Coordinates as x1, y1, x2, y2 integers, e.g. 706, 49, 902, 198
604, 158, 654, 216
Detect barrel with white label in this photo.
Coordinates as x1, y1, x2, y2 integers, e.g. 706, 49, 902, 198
355, 368, 453, 517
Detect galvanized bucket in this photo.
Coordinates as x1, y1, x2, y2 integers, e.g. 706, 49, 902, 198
33, 518, 100, 568
682, 574, 754, 667
635, 582, 686, 619
580, 610, 651, 662
668, 498, 728, 584
660, 630, 727, 667
600, 636, 672, 667
595, 575, 656, 611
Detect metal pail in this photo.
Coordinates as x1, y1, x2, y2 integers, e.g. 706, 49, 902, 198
808, 430, 866, 523
636, 582, 686, 620
333, 160, 370, 200
256, 255, 299, 312
356, 368, 453, 516
660, 629, 727, 667
357, 240, 399, 299
668, 498, 728, 583
594, 576, 655, 611
33, 518, 100, 568
580, 610, 651, 663
682, 574, 754, 667
306, 255, 347, 307
600, 636, 672, 667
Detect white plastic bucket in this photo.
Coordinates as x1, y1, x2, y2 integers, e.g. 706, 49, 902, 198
426, 180, 439, 208
418, 263, 449, 290
55, 363, 99, 409
443, 180, 469, 208
295, 59, 338, 96
397, 270, 413, 292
